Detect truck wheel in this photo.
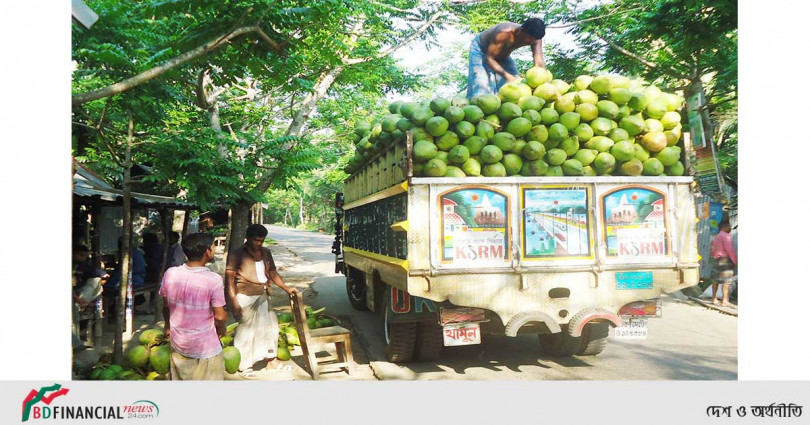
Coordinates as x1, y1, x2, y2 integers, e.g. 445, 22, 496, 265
383, 294, 416, 363
538, 325, 582, 357
577, 322, 610, 356
414, 322, 443, 362
346, 268, 369, 311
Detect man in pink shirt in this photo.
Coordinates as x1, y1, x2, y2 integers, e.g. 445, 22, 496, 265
709, 219, 737, 306
159, 232, 227, 380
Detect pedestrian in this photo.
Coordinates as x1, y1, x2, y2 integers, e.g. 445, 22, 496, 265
72, 245, 108, 349
467, 18, 546, 99
710, 218, 737, 306
106, 237, 147, 291
225, 224, 297, 378
166, 231, 186, 269
142, 232, 164, 284
159, 232, 227, 380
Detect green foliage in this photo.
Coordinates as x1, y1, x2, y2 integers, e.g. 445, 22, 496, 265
73, 0, 447, 220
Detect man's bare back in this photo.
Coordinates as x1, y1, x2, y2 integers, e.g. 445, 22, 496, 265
466, 18, 546, 98
479, 22, 525, 61
477, 21, 546, 82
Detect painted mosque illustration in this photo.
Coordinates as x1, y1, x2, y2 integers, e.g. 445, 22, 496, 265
443, 193, 505, 233
606, 193, 665, 227
442, 198, 466, 231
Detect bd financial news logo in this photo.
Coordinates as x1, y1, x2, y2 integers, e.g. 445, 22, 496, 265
22, 384, 159, 422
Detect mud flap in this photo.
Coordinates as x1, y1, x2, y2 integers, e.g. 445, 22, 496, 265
386, 287, 439, 323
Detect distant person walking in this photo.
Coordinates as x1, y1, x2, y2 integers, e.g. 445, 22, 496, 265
467, 18, 546, 99
710, 219, 737, 306
166, 232, 186, 269
226, 224, 297, 378
159, 232, 227, 380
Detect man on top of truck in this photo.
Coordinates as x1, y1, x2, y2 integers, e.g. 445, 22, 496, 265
467, 18, 547, 99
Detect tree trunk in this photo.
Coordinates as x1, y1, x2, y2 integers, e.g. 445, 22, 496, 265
227, 201, 251, 256
114, 117, 135, 365
154, 210, 172, 322
181, 210, 191, 237
285, 66, 345, 137
299, 197, 305, 227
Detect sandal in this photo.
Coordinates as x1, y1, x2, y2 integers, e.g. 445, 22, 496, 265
239, 368, 259, 379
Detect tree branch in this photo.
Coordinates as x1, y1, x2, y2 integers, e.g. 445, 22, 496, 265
547, 6, 646, 29
72, 25, 284, 106
593, 33, 685, 79
344, 10, 445, 65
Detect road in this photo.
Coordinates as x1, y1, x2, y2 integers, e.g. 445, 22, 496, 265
265, 225, 737, 381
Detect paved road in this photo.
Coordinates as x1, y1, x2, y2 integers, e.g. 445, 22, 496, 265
266, 225, 738, 381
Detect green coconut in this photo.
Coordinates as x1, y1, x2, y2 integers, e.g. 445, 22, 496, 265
477, 94, 502, 115
463, 136, 487, 155
547, 123, 569, 141
526, 66, 553, 87
589, 75, 612, 94
573, 75, 594, 91
444, 106, 466, 124
585, 136, 615, 153
522, 140, 546, 160
518, 95, 544, 111
533, 83, 560, 102
463, 105, 485, 123
223, 346, 241, 374
522, 109, 543, 126
148, 345, 171, 374
501, 154, 524, 175
139, 329, 164, 347
574, 123, 595, 141
540, 108, 560, 125
526, 124, 549, 143
545, 148, 567, 166
125, 345, 150, 369
642, 158, 665, 176
562, 159, 584, 176
640, 131, 668, 153
575, 103, 599, 122
506, 117, 532, 137
448, 145, 471, 165
429, 97, 451, 115
573, 149, 598, 167
480, 145, 504, 164
424, 158, 448, 177
520, 159, 550, 176
482, 162, 507, 177
462, 158, 482, 176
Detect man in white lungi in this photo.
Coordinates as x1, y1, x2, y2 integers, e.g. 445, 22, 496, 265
225, 224, 297, 378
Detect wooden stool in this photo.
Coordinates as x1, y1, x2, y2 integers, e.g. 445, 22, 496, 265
290, 292, 354, 379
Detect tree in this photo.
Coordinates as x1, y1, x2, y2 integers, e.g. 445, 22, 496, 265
567, 0, 737, 185
73, 0, 451, 256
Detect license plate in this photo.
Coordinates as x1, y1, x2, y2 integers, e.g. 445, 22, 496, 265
442, 323, 481, 346
613, 318, 648, 340
616, 271, 654, 289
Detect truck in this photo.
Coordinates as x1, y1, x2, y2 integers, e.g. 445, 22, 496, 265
333, 133, 700, 362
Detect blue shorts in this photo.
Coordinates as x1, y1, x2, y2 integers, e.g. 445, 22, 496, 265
466, 34, 519, 99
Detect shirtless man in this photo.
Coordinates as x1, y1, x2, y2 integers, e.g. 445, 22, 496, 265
467, 18, 546, 99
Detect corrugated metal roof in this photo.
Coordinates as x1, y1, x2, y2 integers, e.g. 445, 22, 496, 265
73, 160, 196, 209
73, 185, 196, 210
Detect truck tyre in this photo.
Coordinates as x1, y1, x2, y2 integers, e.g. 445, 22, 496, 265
538, 325, 582, 357
383, 293, 417, 363
577, 322, 610, 356
346, 268, 369, 311
414, 322, 443, 362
